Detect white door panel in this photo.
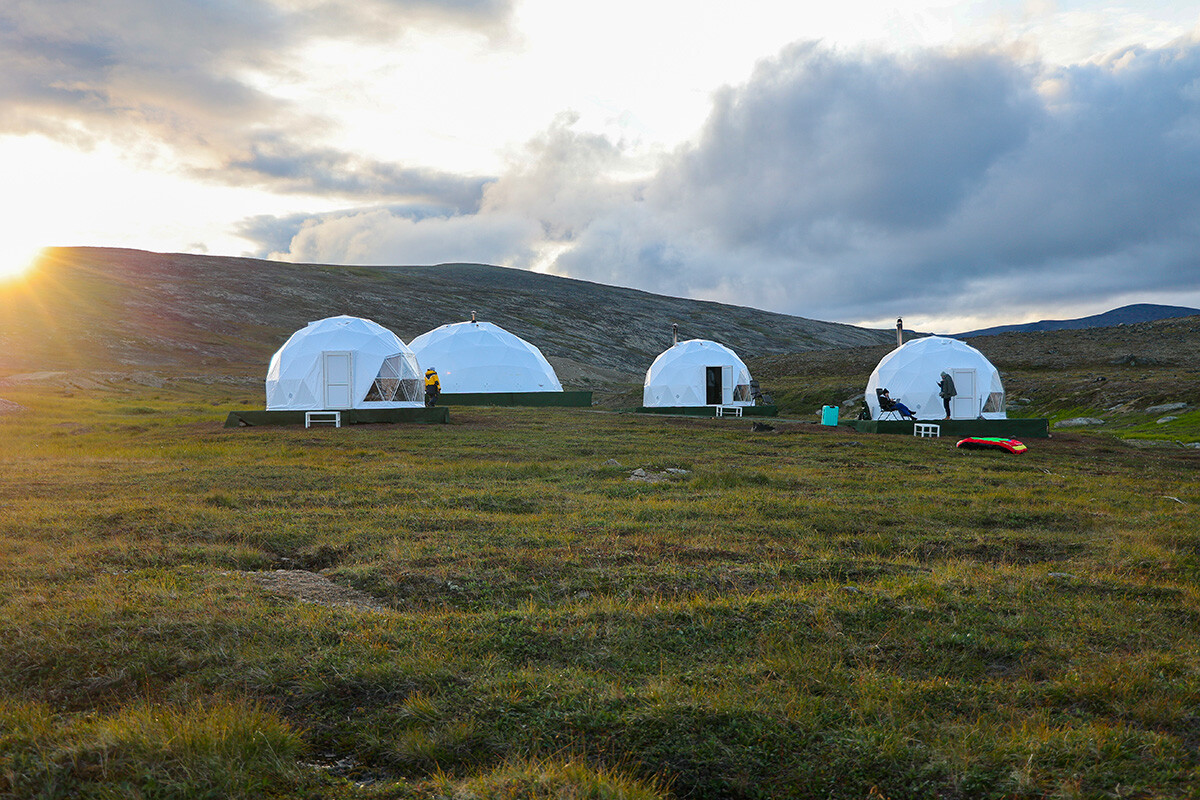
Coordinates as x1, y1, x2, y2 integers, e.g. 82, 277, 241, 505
323, 351, 353, 409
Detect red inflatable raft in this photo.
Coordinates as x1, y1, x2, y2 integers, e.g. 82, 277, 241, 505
956, 437, 1028, 454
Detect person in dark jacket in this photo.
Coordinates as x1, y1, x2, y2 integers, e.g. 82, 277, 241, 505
879, 388, 917, 420
938, 371, 957, 420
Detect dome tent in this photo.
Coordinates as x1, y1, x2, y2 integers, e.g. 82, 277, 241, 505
866, 336, 1005, 421
407, 320, 563, 394
643, 339, 754, 407
266, 316, 423, 410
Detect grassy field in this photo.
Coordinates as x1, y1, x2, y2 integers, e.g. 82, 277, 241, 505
1, 383, 1198, 799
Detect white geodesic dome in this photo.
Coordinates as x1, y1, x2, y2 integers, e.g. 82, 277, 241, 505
643, 339, 754, 407
866, 336, 1006, 420
266, 316, 423, 410
407, 321, 563, 393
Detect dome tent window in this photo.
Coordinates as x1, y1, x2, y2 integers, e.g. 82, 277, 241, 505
363, 354, 422, 403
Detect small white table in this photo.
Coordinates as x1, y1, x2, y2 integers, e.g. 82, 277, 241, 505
305, 411, 342, 428
913, 423, 940, 438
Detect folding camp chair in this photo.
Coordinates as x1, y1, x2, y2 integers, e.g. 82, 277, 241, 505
875, 388, 901, 420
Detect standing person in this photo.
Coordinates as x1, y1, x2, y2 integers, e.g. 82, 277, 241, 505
424, 368, 441, 407
937, 371, 956, 420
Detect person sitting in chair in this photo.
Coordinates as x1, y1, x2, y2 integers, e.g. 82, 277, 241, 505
877, 387, 917, 420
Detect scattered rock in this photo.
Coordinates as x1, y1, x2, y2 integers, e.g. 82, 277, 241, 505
1146, 402, 1188, 414
1156, 416, 1179, 425
602, 458, 623, 467
1054, 417, 1105, 428
629, 467, 690, 483
841, 393, 864, 408
751, 421, 775, 432
1048, 572, 1078, 580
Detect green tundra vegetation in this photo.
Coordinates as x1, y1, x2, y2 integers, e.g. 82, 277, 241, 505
1, 383, 1198, 799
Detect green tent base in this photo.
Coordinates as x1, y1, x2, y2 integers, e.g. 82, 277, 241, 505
224, 407, 449, 428
436, 391, 592, 407
632, 405, 779, 418
849, 418, 1049, 438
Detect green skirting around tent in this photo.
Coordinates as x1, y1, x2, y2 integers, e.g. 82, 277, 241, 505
224, 407, 449, 428
849, 418, 1050, 438
633, 405, 779, 418
436, 391, 593, 407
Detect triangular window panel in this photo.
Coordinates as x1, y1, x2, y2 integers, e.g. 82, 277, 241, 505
364, 355, 403, 402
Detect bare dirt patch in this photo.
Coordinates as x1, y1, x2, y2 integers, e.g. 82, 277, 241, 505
246, 569, 389, 613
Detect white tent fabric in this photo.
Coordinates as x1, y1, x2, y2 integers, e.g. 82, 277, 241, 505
866, 336, 1006, 420
266, 316, 423, 410
407, 321, 563, 393
643, 339, 754, 407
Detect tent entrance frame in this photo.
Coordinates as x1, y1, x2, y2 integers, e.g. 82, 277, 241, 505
322, 350, 354, 409
950, 368, 977, 419
705, 366, 722, 405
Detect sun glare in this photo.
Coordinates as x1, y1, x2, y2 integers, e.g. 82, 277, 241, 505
0, 244, 43, 282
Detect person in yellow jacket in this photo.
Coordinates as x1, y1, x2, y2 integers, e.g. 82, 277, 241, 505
424, 368, 441, 407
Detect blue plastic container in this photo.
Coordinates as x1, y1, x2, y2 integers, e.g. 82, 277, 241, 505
821, 405, 839, 426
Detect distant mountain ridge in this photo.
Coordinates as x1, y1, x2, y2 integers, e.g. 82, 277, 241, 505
0, 248, 893, 382
956, 303, 1200, 338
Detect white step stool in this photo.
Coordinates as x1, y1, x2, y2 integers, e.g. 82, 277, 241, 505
306, 411, 342, 428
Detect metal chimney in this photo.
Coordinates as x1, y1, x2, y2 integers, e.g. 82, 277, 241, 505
896, 317, 903, 347
471, 311, 477, 324
672, 323, 678, 345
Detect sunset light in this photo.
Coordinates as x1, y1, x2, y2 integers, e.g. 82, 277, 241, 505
0, 242, 44, 281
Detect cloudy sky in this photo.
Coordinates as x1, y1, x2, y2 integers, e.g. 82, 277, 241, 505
4, 0, 1199, 332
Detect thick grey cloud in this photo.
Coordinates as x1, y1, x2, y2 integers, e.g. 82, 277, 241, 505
0, 0, 510, 203
252, 39, 1200, 325
556, 40, 1200, 323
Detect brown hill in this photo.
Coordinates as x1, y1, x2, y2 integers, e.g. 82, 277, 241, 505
0, 247, 893, 383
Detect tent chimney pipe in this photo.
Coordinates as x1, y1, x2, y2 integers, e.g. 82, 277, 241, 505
471, 311, 477, 324
672, 323, 678, 345
896, 317, 903, 347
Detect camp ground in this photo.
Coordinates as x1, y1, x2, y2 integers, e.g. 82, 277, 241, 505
226, 319, 1045, 435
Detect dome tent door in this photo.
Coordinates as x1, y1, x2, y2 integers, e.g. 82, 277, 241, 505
950, 368, 976, 419
705, 365, 733, 405
322, 351, 353, 409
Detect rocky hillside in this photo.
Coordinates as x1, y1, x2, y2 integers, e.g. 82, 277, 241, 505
0, 248, 893, 383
